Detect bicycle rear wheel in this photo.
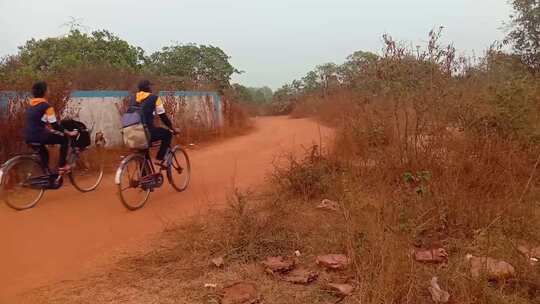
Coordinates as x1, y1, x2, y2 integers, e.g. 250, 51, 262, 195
68, 147, 104, 192
167, 146, 191, 192
116, 154, 151, 210
0, 156, 45, 210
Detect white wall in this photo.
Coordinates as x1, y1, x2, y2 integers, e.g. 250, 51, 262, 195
65, 92, 222, 147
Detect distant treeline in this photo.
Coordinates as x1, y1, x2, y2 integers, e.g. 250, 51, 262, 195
0, 29, 240, 92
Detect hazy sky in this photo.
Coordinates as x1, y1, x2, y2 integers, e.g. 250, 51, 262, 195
0, 0, 512, 89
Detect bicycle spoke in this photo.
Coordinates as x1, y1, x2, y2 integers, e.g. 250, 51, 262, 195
1, 157, 45, 210
69, 148, 104, 192
117, 154, 150, 210
167, 147, 190, 192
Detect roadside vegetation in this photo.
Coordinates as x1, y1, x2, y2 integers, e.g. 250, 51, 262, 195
18, 1, 540, 303
0, 28, 252, 163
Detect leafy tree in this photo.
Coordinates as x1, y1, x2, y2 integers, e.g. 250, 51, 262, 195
506, 0, 540, 71
16, 29, 144, 75
147, 44, 240, 90
230, 84, 254, 103
230, 84, 273, 104
273, 84, 296, 101
339, 51, 379, 86
302, 71, 319, 91
298, 63, 339, 95
247, 86, 273, 103
272, 50, 379, 102
253, 86, 273, 103
316, 63, 339, 94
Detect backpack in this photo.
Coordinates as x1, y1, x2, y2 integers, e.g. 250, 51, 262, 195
60, 119, 91, 150
121, 98, 150, 149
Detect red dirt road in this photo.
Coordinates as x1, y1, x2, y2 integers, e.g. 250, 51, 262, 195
0, 116, 331, 301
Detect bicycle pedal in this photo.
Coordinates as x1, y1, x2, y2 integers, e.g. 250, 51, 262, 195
47, 175, 64, 189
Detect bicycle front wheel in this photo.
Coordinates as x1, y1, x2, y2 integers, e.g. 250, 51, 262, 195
0, 156, 45, 210
116, 154, 151, 210
69, 147, 104, 192
167, 146, 191, 192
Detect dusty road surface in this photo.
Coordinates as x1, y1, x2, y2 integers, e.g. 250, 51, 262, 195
0, 116, 332, 302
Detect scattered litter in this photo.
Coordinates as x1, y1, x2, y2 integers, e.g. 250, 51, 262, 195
205, 283, 218, 288
466, 254, 516, 280
413, 248, 448, 264
317, 199, 340, 212
221, 282, 260, 304
294, 250, 302, 257
325, 283, 355, 297
211, 256, 225, 268
280, 268, 318, 284
428, 277, 450, 303
262, 256, 295, 274
316, 254, 350, 270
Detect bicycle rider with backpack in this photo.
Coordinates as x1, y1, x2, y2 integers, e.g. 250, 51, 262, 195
131, 80, 180, 168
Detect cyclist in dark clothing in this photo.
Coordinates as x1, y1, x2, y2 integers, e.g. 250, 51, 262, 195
133, 80, 179, 167
25, 81, 77, 172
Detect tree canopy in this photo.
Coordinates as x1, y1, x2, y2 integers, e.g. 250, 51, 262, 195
0, 29, 240, 91
230, 84, 273, 104
17, 30, 145, 75
147, 44, 240, 90
506, 0, 540, 71
272, 50, 379, 101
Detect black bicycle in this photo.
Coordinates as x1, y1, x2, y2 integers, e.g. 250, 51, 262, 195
115, 135, 190, 210
0, 131, 104, 210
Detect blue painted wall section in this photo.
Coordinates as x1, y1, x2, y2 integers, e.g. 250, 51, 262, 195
1, 91, 222, 119
2, 90, 220, 99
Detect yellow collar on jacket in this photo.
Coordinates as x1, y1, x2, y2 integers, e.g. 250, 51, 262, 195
30, 98, 47, 106
136, 91, 151, 103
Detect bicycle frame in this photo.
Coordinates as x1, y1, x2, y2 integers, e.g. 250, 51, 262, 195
0, 136, 81, 190
114, 144, 178, 187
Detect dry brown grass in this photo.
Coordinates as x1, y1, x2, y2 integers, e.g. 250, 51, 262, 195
21, 32, 540, 303
23, 188, 353, 304
24, 141, 540, 303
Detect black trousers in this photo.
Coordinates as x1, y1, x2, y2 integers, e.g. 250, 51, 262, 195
149, 127, 172, 161
32, 132, 69, 169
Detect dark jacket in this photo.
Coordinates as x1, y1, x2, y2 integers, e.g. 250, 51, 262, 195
24, 98, 64, 143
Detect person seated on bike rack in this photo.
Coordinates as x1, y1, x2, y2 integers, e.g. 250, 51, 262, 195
24, 81, 78, 173
133, 80, 180, 169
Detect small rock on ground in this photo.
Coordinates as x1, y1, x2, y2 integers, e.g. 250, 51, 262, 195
316, 254, 350, 270
262, 256, 295, 274
280, 268, 319, 284
325, 283, 355, 297
466, 254, 516, 280
413, 248, 448, 264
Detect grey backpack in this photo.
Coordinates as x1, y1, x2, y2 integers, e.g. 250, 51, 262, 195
121, 100, 149, 149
